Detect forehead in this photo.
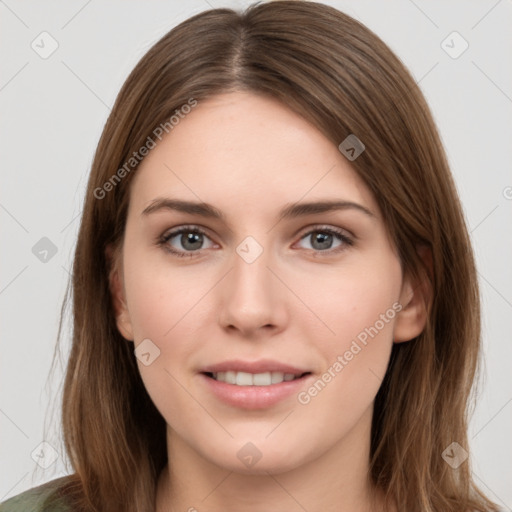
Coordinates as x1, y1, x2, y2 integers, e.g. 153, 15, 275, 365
128, 91, 377, 218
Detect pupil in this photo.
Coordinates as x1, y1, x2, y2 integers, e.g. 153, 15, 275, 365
182, 232, 202, 250
313, 232, 332, 250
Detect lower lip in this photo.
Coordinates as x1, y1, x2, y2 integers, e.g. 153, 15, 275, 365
200, 373, 312, 410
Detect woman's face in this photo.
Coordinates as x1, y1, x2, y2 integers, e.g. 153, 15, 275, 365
111, 91, 424, 474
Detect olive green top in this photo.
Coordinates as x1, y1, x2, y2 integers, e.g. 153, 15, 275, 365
0, 477, 73, 512
2, 477, 504, 511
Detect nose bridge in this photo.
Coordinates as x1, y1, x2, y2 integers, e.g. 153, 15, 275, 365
218, 235, 287, 333
230, 238, 276, 303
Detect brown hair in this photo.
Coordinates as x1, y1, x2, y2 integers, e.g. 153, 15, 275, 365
51, 1, 499, 511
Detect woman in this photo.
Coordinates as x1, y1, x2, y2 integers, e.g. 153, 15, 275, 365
0, 1, 501, 511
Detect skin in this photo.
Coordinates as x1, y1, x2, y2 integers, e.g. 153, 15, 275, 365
109, 91, 428, 512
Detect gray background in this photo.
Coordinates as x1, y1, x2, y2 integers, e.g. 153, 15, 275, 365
1, 0, 511, 507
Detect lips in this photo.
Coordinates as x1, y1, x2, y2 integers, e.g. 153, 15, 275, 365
199, 359, 313, 409
201, 359, 309, 375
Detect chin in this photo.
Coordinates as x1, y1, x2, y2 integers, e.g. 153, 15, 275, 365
199, 436, 312, 475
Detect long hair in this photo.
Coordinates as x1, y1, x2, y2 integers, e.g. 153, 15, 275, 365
52, 2, 499, 511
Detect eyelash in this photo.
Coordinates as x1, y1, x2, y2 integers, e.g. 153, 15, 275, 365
157, 224, 354, 258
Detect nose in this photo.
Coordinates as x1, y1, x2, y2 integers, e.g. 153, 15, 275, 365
217, 245, 288, 339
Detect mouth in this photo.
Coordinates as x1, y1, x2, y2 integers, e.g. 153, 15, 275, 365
199, 361, 313, 409
203, 370, 311, 386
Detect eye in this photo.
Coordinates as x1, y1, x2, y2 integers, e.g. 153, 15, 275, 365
295, 226, 353, 254
159, 226, 216, 257
158, 224, 354, 258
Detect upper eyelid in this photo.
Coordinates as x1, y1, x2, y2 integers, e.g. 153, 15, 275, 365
297, 223, 353, 238
162, 225, 213, 237
161, 223, 352, 237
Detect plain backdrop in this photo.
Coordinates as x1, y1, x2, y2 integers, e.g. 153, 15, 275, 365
1, 0, 511, 507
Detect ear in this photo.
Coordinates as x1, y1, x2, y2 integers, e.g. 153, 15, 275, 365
106, 243, 134, 341
393, 245, 432, 343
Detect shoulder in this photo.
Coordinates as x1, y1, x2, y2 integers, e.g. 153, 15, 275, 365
0, 476, 75, 512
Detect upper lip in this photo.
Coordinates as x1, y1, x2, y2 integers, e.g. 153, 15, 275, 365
201, 359, 310, 375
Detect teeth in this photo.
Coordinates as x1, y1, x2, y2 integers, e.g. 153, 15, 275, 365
253, 372, 272, 386
225, 371, 236, 384
212, 371, 301, 386
236, 371, 253, 386
271, 372, 283, 384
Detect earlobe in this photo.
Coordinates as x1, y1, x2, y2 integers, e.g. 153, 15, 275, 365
106, 244, 134, 341
393, 247, 433, 344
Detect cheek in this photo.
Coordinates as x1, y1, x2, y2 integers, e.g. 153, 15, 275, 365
303, 256, 402, 347
122, 246, 217, 399
295, 256, 401, 417
122, 249, 211, 419
123, 246, 208, 342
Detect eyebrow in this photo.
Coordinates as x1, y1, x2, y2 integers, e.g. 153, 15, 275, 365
141, 198, 375, 221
